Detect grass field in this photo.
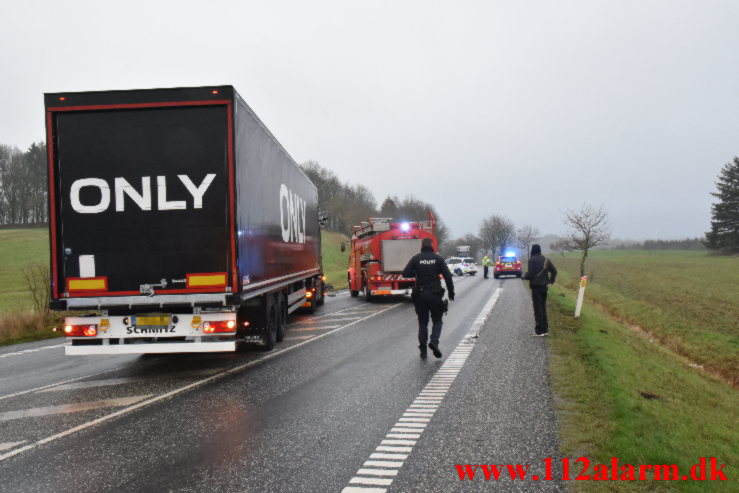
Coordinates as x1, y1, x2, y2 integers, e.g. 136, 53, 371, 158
321, 230, 350, 290
0, 228, 49, 313
550, 250, 739, 386
548, 286, 738, 492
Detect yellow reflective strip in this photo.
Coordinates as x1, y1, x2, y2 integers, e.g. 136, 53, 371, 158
68, 278, 106, 290
189, 274, 226, 287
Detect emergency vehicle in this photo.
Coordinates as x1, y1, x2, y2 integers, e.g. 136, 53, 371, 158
348, 216, 437, 300
494, 252, 523, 278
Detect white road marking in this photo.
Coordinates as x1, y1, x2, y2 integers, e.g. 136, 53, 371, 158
0, 441, 26, 452
283, 335, 315, 341
350, 477, 393, 486
37, 368, 226, 393
0, 367, 127, 401
341, 488, 386, 493
356, 469, 398, 477
342, 286, 502, 493
289, 326, 341, 331
369, 453, 407, 460
0, 344, 65, 359
0, 395, 153, 422
364, 460, 403, 468
0, 302, 402, 462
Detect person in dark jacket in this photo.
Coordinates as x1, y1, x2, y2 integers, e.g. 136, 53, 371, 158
402, 238, 455, 358
522, 244, 557, 336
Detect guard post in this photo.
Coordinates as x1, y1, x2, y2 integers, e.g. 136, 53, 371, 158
574, 276, 588, 318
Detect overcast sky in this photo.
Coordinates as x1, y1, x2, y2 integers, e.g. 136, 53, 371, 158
2, 0, 737, 240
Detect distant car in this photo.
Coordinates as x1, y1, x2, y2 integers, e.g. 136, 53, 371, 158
494, 255, 522, 278
446, 257, 478, 276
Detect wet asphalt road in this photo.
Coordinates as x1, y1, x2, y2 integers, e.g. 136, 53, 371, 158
0, 275, 563, 492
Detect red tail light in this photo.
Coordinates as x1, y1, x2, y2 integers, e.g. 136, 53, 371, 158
203, 320, 236, 333
306, 291, 313, 298
63, 324, 97, 337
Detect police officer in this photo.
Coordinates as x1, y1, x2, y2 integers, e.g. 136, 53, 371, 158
482, 254, 493, 279
402, 238, 455, 359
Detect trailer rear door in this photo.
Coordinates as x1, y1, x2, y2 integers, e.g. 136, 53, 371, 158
49, 104, 233, 297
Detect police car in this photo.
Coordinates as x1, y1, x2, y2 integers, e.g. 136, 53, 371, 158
493, 253, 522, 278
446, 257, 478, 276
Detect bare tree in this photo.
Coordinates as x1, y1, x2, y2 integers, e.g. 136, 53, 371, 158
22, 263, 50, 318
550, 237, 571, 257
479, 215, 515, 258
516, 224, 540, 259
562, 203, 610, 276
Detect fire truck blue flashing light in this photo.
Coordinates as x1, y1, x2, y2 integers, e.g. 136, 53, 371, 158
505, 250, 516, 257
401, 222, 410, 232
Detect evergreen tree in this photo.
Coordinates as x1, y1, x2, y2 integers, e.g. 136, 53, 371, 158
705, 157, 739, 253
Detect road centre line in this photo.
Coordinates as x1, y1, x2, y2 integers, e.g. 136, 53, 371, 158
342, 286, 502, 493
0, 301, 403, 463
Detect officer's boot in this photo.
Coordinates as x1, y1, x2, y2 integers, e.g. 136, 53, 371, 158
419, 344, 427, 359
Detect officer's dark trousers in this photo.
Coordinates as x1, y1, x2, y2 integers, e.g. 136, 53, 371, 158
531, 286, 549, 334
414, 291, 443, 345
483, 266, 489, 278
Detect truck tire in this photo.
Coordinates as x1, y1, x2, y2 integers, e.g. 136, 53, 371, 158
364, 282, 374, 302
259, 295, 277, 351
275, 294, 287, 342
350, 289, 359, 297
316, 281, 325, 306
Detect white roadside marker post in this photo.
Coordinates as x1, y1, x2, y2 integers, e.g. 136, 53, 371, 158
574, 276, 587, 318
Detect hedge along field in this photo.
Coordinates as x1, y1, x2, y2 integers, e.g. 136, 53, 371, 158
550, 250, 739, 386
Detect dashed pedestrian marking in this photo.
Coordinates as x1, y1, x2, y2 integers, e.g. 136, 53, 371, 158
341, 286, 502, 493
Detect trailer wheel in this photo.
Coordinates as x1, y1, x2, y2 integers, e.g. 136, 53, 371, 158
275, 294, 287, 342
316, 281, 325, 306
259, 295, 277, 351
350, 289, 359, 297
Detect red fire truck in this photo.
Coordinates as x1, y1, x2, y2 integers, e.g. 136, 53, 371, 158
348, 216, 437, 300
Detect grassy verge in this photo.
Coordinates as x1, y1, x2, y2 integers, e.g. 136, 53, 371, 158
548, 285, 738, 492
551, 250, 738, 386
321, 230, 349, 290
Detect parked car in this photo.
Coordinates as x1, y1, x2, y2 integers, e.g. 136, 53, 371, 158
446, 257, 478, 276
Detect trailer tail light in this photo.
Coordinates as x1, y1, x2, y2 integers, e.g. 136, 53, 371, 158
63, 324, 97, 337
306, 291, 313, 298
203, 320, 236, 333
191, 316, 202, 329
212, 90, 219, 94
370, 275, 383, 282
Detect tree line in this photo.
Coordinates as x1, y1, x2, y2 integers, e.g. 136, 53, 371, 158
0, 142, 47, 225
300, 161, 449, 245
614, 238, 706, 250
